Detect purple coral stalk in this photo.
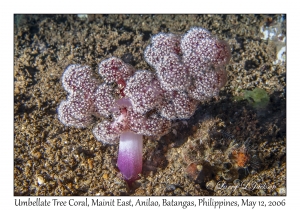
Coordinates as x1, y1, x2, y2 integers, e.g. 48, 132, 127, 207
57, 27, 231, 185
117, 131, 143, 184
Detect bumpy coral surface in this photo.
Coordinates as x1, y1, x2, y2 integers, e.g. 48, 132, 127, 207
58, 57, 172, 144
144, 27, 230, 120
58, 27, 231, 145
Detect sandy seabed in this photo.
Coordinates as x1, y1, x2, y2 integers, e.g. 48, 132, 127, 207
14, 14, 286, 196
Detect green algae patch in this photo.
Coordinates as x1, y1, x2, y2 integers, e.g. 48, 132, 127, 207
235, 88, 270, 109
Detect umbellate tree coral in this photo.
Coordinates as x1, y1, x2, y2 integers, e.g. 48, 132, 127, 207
57, 27, 231, 185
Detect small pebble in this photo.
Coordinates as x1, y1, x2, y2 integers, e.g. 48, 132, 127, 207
166, 184, 176, 192
186, 163, 198, 180
206, 180, 216, 191
102, 173, 108, 179
276, 187, 286, 195
37, 175, 45, 185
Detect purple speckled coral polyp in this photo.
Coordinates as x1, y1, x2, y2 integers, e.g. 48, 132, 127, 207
57, 27, 231, 183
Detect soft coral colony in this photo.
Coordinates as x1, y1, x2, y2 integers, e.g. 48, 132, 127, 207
57, 27, 231, 184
